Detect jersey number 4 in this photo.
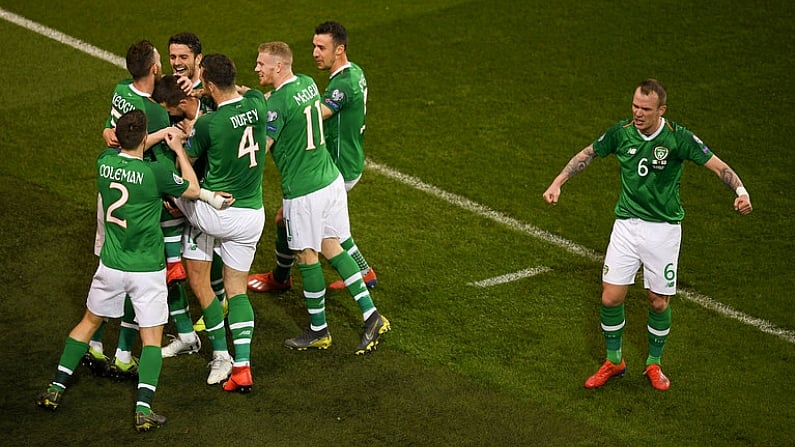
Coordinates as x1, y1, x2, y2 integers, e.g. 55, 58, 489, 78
239, 126, 260, 168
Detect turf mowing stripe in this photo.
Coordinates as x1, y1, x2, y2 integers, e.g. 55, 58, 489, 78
468, 266, 552, 287
367, 160, 795, 345
3, 9, 792, 346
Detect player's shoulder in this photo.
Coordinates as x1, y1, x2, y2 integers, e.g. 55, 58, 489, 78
607, 118, 634, 135
662, 118, 696, 140
243, 88, 266, 101
115, 78, 134, 90
96, 148, 120, 163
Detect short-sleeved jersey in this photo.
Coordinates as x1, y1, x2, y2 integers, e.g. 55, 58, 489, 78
104, 79, 171, 160
267, 74, 341, 199
592, 118, 714, 223
186, 89, 267, 209
96, 148, 189, 272
322, 62, 367, 181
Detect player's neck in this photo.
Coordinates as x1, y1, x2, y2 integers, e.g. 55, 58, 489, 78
132, 76, 156, 95
120, 145, 144, 160
213, 89, 240, 105
272, 70, 295, 90
330, 55, 349, 74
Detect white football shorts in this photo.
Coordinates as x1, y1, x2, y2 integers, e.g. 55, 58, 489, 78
177, 199, 265, 272
283, 175, 351, 252
85, 260, 168, 328
602, 218, 682, 296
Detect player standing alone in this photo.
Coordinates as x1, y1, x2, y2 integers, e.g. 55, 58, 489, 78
543, 79, 752, 390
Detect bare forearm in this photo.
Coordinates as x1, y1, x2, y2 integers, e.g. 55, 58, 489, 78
557, 146, 596, 185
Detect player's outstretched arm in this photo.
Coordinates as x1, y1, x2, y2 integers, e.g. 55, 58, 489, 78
543, 144, 596, 205
703, 154, 753, 215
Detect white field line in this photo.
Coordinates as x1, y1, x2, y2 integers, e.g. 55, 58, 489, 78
3, 9, 791, 346
367, 161, 795, 345
468, 266, 552, 288
0, 8, 126, 69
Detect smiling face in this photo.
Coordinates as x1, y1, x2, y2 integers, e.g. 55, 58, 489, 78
631, 87, 666, 135
254, 51, 279, 87
169, 43, 200, 81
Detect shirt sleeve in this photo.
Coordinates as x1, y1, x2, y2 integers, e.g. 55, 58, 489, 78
592, 121, 627, 158
150, 158, 190, 198
676, 126, 714, 165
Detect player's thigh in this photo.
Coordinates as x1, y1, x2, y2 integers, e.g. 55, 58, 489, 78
322, 176, 351, 242
127, 269, 169, 328
602, 219, 642, 286
183, 224, 216, 262
640, 221, 682, 296
216, 207, 264, 272
85, 261, 127, 319
284, 195, 321, 252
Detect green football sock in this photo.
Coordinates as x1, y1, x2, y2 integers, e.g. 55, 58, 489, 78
329, 251, 375, 320
211, 251, 226, 303
227, 293, 254, 365
118, 295, 139, 355
341, 237, 370, 273
135, 345, 162, 414
168, 282, 194, 335
646, 306, 672, 366
160, 213, 184, 264
601, 304, 625, 364
298, 262, 327, 330
50, 337, 89, 392
272, 224, 295, 283
88, 320, 107, 352
202, 299, 228, 352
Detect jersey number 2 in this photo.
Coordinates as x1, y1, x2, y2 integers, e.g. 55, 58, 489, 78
106, 182, 128, 229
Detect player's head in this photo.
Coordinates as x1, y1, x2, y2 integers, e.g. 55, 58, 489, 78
632, 79, 667, 135
256, 41, 293, 88
313, 21, 348, 71
116, 109, 147, 150
200, 53, 237, 93
126, 40, 162, 81
168, 32, 203, 81
153, 75, 198, 119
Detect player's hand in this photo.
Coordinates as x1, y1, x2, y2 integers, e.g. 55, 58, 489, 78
165, 128, 186, 151
176, 75, 193, 94
734, 195, 752, 215
102, 127, 119, 147
542, 185, 561, 205
163, 197, 184, 217
209, 191, 235, 210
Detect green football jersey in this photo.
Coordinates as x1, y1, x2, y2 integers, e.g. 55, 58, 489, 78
186, 89, 267, 209
592, 118, 714, 223
267, 74, 341, 199
104, 79, 171, 160
322, 62, 367, 182
96, 148, 189, 272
